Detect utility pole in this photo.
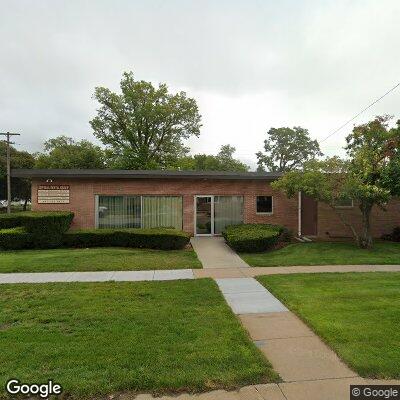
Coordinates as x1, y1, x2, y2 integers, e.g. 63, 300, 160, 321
0, 132, 20, 213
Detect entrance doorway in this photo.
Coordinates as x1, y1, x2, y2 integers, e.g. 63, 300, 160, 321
195, 195, 244, 236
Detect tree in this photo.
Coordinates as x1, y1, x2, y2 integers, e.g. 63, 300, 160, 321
272, 116, 400, 248
90, 71, 202, 170
0, 141, 35, 209
35, 136, 106, 169
256, 126, 322, 172
177, 144, 249, 172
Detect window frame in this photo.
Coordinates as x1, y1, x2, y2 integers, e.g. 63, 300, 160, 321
256, 195, 274, 215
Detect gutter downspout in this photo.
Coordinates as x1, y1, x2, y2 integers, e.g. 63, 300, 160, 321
298, 191, 302, 237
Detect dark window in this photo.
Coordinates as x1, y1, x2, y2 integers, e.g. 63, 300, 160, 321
256, 196, 273, 213
334, 198, 353, 208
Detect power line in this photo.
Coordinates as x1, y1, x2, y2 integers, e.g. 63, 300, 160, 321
321, 81, 400, 143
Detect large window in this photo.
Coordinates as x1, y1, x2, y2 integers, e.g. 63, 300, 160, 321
97, 195, 182, 230
214, 196, 244, 234
256, 196, 273, 214
142, 196, 183, 229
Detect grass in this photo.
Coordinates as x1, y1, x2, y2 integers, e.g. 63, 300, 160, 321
0, 247, 202, 273
241, 241, 400, 267
258, 272, 400, 379
0, 279, 277, 398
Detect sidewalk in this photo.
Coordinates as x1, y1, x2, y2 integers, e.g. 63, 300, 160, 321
2, 264, 400, 284
0, 269, 194, 284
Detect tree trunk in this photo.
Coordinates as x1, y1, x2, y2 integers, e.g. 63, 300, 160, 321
358, 203, 373, 249
23, 198, 28, 211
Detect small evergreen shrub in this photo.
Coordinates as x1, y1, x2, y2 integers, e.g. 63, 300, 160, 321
63, 228, 190, 250
223, 223, 288, 253
0, 211, 74, 249
0, 227, 33, 250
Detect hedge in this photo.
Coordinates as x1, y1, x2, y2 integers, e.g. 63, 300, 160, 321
63, 228, 190, 250
0, 227, 33, 250
223, 223, 290, 253
0, 211, 74, 248
0, 213, 25, 229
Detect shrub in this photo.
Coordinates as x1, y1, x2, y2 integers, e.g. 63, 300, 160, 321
63, 228, 190, 250
22, 211, 74, 248
0, 211, 74, 248
0, 227, 33, 250
223, 223, 287, 253
382, 227, 400, 242
0, 213, 25, 229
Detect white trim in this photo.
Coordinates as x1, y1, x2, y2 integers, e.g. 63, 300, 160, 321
255, 195, 273, 215
194, 195, 214, 236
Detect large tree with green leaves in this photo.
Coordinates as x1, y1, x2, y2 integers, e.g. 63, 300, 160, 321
177, 144, 249, 172
35, 136, 106, 169
0, 142, 35, 208
272, 116, 400, 248
90, 72, 202, 170
256, 126, 322, 172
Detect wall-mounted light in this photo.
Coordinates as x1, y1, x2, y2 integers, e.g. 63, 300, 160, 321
46, 179, 53, 183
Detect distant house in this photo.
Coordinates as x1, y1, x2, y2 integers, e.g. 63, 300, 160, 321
12, 169, 400, 238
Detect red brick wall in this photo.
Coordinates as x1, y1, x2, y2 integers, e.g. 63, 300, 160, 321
31, 178, 299, 234
31, 177, 400, 237
317, 200, 400, 239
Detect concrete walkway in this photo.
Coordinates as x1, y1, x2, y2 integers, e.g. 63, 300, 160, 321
194, 263, 400, 279
190, 237, 250, 269
0, 269, 194, 284
1, 264, 400, 284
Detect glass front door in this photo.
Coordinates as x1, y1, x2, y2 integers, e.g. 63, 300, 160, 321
195, 196, 213, 235
195, 195, 244, 235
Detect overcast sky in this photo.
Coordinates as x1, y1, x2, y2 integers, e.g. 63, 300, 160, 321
1, 0, 399, 169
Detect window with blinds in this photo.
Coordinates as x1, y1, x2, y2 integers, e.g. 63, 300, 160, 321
97, 195, 183, 230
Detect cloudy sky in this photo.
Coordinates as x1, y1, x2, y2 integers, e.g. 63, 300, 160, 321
1, 0, 399, 169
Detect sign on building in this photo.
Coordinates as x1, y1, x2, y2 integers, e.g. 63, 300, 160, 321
37, 185, 70, 204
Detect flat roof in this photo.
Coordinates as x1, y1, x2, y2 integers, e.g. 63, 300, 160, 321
11, 169, 282, 181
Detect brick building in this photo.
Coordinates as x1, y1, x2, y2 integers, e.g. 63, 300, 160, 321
12, 169, 400, 238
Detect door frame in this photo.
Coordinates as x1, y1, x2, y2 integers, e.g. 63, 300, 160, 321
194, 195, 214, 236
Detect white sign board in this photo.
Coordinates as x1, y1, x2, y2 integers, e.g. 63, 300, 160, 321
37, 185, 70, 204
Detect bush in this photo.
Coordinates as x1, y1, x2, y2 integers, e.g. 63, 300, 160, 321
382, 227, 400, 242
0, 227, 33, 250
0, 213, 25, 229
0, 211, 74, 248
23, 211, 74, 248
63, 228, 190, 250
223, 223, 287, 253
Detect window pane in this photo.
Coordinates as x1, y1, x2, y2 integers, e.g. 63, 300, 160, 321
256, 196, 272, 213
142, 196, 183, 230
334, 198, 353, 207
214, 196, 244, 234
98, 196, 141, 228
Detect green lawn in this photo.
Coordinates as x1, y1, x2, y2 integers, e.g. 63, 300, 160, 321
258, 272, 400, 379
241, 241, 400, 267
0, 247, 202, 273
0, 279, 277, 398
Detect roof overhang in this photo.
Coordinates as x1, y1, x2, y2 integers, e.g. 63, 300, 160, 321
11, 169, 282, 181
